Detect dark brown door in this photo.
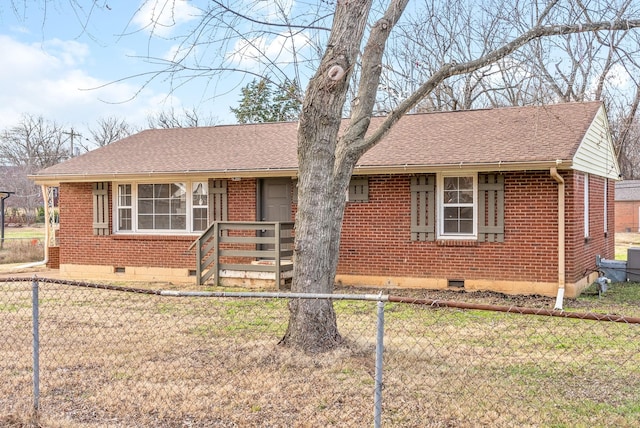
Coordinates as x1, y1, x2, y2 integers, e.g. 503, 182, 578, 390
260, 178, 292, 223
259, 178, 293, 255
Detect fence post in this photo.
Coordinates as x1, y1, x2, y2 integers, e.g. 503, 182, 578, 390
374, 300, 385, 428
31, 276, 40, 413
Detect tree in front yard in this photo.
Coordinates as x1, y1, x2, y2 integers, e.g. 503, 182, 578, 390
13, 0, 640, 352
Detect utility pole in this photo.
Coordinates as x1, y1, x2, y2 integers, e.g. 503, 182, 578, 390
63, 128, 82, 158
0, 191, 15, 249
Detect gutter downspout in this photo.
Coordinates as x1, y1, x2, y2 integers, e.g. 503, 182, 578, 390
550, 168, 565, 310
15, 185, 49, 270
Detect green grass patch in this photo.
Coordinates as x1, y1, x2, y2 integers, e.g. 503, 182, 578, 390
3, 226, 46, 240
575, 281, 640, 307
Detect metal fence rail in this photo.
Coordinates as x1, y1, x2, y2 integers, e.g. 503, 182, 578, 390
1, 277, 639, 427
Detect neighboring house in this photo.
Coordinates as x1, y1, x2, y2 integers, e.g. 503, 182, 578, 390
31, 102, 619, 298
615, 180, 640, 233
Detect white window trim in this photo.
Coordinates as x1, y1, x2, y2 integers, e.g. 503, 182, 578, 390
603, 178, 608, 235
584, 173, 590, 238
113, 181, 207, 235
437, 172, 478, 240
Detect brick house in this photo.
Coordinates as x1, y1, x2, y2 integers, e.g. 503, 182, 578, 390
615, 180, 640, 233
31, 102, 618, 298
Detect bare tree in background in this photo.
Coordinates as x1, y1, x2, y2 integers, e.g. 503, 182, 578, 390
146, 107, 218, 129
387, 1, 640, 176
610, 86, 640, 179
0, 114, 68, 219
0, 113, 69, 169
87, 116, 135, 148
0, 165, 42, 223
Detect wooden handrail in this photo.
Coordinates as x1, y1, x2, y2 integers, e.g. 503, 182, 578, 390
193, 221, 294, 289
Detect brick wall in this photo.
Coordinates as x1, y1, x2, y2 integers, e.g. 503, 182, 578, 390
556, 173, 614, 284
59, 179, 258, 270
615, 200, 640, 232
337, 170, 613, 284
47, 246, 60, 269
58, 171, 613, 287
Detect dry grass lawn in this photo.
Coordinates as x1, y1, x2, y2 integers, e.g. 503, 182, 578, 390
1, 279, 639, 427
616, 232, 640, 260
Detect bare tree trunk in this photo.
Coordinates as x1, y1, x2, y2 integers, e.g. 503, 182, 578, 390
279, 1, 373, 352
278, 0, 640, 352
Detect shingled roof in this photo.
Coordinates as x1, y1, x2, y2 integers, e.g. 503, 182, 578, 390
615, 180, 640, 201
32, 101, 606, 183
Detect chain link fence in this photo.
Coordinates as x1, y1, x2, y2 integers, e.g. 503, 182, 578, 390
1, 277, 639, 427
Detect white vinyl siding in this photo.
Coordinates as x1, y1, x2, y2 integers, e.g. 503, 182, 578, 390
572, 105, 620, 180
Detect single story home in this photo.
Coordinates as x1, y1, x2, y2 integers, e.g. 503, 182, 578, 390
615, 180, 640, 233
31, 101, 618, 298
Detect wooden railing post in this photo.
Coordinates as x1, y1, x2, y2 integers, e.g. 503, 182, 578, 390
195, 236, 202, 286
275, 222, 281, 290
213, 221, 220, 286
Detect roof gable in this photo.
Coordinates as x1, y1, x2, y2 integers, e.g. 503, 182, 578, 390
571, 105, 620, 180
32, 102, 611, 183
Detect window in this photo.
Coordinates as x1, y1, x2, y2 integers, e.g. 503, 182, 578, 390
411, 173, 502, 242
138, 183, 186, 230
115, 181, 213, 234
117, 184, 132, 231
584, 173, 590, 238
604, 178, 608, 235
439, 174, 476, 238
192, 182, 208, 231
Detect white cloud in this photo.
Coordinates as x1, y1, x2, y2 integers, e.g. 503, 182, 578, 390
41, 39, 91, 67
226, 31, 312, 71
132, 0, 200, 37
254, 0, 295, 24
585, 63, 632, 99
0, 35, 170, 133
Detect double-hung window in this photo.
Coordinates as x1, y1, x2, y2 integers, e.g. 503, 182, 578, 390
117, 184, 133, 231
192, 182, 208, 232
439, 174, 477, 238
115, 181, 209, 233
412, 173, 502, 242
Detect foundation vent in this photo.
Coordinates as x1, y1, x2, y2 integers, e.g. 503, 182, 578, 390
448, 279, 465, 288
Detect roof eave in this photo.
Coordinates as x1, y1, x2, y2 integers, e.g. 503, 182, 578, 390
29, 168, 300, 185
30, 160, 577, 186
352, 160, 573, 175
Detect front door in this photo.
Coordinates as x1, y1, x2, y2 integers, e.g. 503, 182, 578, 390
259, 178, 293, 255
260, 178, 293, 223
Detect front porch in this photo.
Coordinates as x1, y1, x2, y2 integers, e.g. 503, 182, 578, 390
191, 221, 295, 289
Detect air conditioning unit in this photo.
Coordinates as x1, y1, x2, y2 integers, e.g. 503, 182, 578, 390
627, 248, 640, 282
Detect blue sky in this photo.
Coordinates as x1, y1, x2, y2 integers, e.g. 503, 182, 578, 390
0, 1, 250, 138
